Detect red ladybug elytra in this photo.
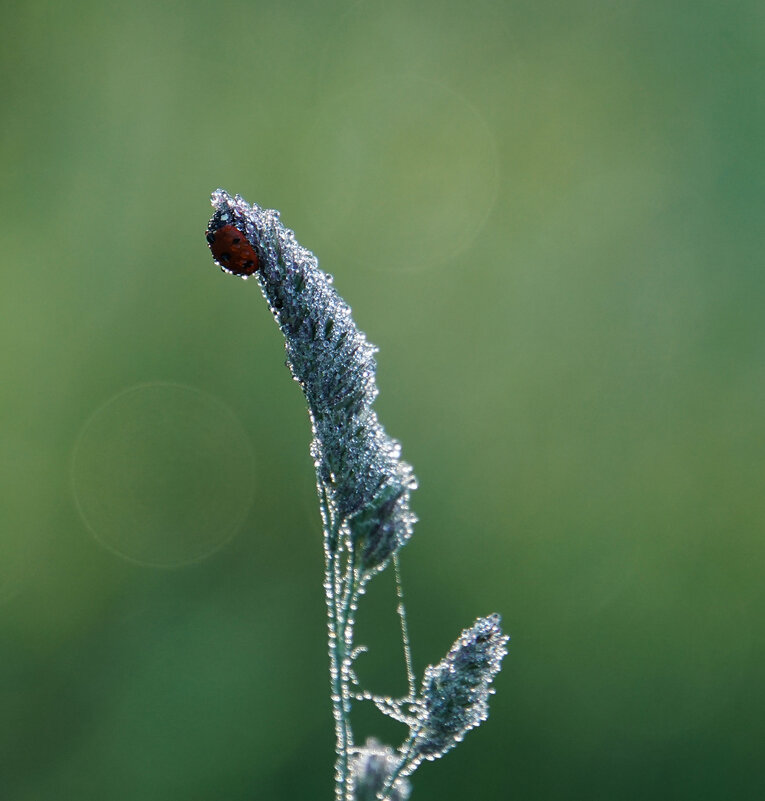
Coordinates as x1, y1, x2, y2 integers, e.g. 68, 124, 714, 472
206, 224, 260, 276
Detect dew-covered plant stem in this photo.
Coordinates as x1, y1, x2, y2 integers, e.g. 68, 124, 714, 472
205, 190, 509, 801
328, 547, 362, 799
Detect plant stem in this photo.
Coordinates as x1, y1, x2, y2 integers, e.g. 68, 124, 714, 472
327, 547, 351, 801
322, 488, 360, 801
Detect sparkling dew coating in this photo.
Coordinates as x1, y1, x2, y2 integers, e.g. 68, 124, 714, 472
206, 189, 417, 572
205, 190, 509, 800
412, 613, 509, 763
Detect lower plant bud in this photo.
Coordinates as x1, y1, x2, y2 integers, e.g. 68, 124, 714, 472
350, 740, 411, 801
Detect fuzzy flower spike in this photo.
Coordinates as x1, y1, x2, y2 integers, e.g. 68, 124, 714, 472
206, 189, 417, 573
206, 190, 508, 801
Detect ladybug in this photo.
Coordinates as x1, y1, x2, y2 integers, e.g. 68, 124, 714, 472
206, 224, 260, 276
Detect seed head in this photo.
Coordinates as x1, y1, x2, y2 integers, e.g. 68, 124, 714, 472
413, 614, 509, 760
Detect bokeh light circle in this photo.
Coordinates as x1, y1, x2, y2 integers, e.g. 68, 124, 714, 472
301, 76, 498, 273
71, 383, 255, 567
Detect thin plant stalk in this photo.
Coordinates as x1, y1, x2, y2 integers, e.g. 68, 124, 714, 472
205, 190, 509, 801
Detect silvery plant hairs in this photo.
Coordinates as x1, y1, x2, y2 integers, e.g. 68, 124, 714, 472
205, 190, 508, 801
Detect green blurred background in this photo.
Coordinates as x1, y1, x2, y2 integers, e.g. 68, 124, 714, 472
2, 0, 763, 798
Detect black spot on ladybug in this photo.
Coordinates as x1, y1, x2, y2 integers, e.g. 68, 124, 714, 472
206, 224, 260, 276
